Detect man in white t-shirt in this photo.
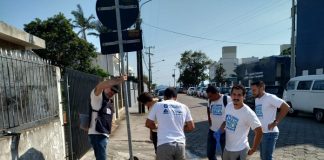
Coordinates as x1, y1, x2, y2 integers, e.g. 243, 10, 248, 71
146, 87, 195, 160
88, 76, 127, 160
220, 84, 263, 160
251, 81, 290, 160
206, 85, 231, 160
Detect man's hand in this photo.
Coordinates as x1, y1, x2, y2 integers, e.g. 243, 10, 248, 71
268, 121, 278, 130
118, 75, 128, 81
248, 147, 257, 155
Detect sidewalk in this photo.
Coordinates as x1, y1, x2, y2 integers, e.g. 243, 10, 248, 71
81, 103, 156, 160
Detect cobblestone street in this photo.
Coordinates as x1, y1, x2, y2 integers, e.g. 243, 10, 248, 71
82, 94, 324, 160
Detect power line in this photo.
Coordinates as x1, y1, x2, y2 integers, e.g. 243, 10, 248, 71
142, 22, 281, 46
200, 0, 287, 36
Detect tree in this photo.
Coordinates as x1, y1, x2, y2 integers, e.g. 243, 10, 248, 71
88, 20, 111, 37
177, 50, 212, 87
280, 47, 291, 56
24, 13, 108, 76
71, 4, 96, 41
214, 63, 226, 86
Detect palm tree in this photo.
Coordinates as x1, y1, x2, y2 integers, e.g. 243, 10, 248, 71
88, 20, 111, 37
71, 4, 96, 41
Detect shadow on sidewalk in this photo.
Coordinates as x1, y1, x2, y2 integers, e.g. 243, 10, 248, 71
185, 121, 209, 158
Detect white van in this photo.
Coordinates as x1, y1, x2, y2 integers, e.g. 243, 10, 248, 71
283, 75, 324, 122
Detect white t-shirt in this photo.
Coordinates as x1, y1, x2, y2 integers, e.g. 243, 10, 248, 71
224, 102, 261, 151
255, 93, 285, 133
147, 100, 193, 146
88, 89, 110, 137
209, 95, 232, 131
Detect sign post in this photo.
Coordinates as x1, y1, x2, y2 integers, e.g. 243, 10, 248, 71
96, 0, 141, 159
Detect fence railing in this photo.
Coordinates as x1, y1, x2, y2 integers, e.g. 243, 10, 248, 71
0, 48, 59, 132
63, 68, 102, 160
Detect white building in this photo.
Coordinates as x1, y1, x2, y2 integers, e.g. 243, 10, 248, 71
93, 54, 120, 76
218, 46, 239, 78
209, 61, 218, 80
280, 44, 291, 53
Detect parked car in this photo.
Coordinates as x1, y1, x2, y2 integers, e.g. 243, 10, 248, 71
197, 87, 206, 98
220, 87, 231, 95
283, 75, 324, 122
157, 89, 166, 102
193, 86, 201, 96
187, 87, 195, 95
177, 87, 185, 94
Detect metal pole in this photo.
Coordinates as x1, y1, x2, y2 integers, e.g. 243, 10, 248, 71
146, 46, 154, 93
114, 0, 134, 159
136, 6, 145, 113
64, 74, 74, 160
173, 69, 176, 87
290, 0, 296, 78
148, 48, 152, 93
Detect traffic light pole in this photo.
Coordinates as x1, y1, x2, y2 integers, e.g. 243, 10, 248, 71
114, 0, 134, 159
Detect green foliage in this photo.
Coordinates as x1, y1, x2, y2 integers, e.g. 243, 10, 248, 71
214, 63, 226, 85
24, 13, 108, 77
177, 50, 212, 87
280, 47, 291, 56
88, 20, 111, 37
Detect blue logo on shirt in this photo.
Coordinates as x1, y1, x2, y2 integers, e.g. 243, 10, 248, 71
226, 115, 239, 132
164, 104, 168, 108
163, 109, 169, 114
211, 104, 223, 116
255, 104, 263, 118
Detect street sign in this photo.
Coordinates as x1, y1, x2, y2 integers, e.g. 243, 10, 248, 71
96, 0, 139, 30
100, 29, 143, 54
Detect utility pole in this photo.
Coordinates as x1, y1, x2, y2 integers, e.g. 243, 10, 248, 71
172, 69, 176, 87
135, 12, 145, 113
290, 0, 296, 78
146, 46, 154, 93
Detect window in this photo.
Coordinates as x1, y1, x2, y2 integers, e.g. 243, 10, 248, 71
312, 80, 324, 90
286, 81, 296, 90
297, 81, 312, 90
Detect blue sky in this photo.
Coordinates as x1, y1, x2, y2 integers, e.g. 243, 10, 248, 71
0, 0, 292, 86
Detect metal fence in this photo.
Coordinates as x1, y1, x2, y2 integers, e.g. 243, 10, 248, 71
63, 68, 102, 160
0, 48, 59, 132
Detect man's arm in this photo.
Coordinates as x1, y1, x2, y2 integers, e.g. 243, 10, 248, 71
219, 121, 226, 133
248, 126, 263, 155
184, 120, 195, 132
94, 75, 127, 96
207, 106, 212, 127
145, 119, 157, 130
268, 102, 290, 130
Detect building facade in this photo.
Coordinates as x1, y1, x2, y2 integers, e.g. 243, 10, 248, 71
295, 0, 324, 76
235, 56, 290, 87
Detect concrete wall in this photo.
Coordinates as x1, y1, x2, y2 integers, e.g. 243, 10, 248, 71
0, 21, 45, 50
0, 119, 65, 160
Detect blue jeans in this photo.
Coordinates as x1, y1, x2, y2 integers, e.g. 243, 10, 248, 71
89, 134, 109, 160
260, 132, 279, 160
207, 129, 225, 160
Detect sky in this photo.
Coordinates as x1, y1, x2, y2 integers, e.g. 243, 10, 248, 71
0, 0, 292, 86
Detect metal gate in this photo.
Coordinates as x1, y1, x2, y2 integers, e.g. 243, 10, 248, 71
63, 68, 102, 160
